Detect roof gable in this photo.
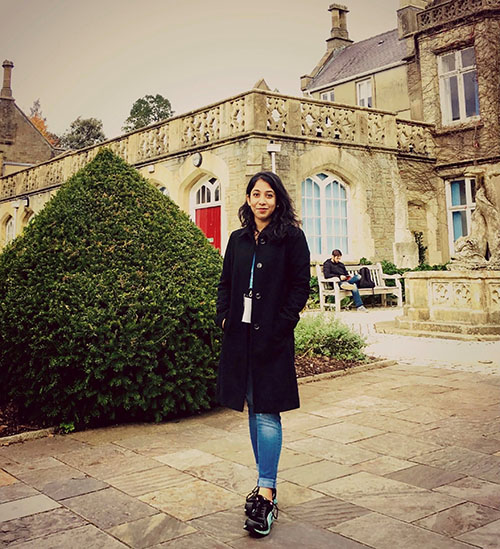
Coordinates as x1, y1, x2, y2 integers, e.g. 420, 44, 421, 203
307, 29, 407, 90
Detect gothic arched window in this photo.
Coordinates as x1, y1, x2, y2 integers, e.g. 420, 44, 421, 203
301, 173, 349, 258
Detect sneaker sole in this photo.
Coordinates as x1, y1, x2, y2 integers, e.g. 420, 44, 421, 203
244, 511, 275, 537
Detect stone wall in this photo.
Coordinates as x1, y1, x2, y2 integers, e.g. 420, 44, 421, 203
0, 89, 436, 265
417, 10, 500, 166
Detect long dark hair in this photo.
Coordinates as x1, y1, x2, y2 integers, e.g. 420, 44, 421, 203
238, 171, 299, 240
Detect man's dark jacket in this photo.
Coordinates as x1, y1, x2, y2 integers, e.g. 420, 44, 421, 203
323, 258, 349, 279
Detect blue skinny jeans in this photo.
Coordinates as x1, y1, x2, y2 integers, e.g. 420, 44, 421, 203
340, 273, 363, 308
246, 372, 282, 490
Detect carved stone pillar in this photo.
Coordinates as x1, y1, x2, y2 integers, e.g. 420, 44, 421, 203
390, 163, 419, 268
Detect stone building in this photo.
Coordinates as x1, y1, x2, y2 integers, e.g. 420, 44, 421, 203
0, 60, 59, 177
2, 0, 497, 271
301, 4, 411, 119
0, 89, 435, 267
302, 0, 500, 262
0, 60, 62, 243
402, 0, 500, 261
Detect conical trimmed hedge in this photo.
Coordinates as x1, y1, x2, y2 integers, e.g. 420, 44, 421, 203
0, 149, 222, 429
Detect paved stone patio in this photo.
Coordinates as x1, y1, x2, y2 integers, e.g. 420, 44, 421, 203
1, 312, 499, 547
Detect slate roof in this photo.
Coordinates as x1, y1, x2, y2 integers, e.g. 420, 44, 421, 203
307, 28, 407, 90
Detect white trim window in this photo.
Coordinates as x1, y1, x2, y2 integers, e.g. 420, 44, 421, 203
189, 176, 221, 218
301, 173, 349, 259
320, 90, 335, 102
438, 47, 479, 125
356, 79, 372, 108
445, 177, 476, 253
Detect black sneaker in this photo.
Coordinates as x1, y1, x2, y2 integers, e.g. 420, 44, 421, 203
244, 487, 277, 516
244, 494, 278, 537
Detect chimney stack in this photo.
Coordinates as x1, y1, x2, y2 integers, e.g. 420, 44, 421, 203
1, 60, 14, 99
397, 1, 430, 38
327, 4, 353, 51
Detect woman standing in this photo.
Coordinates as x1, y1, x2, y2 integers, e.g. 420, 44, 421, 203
216, 171, 310, 537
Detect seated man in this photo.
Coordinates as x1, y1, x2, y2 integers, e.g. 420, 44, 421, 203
323, 249, 368, 312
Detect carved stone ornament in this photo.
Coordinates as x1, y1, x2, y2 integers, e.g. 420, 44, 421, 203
449, 236, 488, 270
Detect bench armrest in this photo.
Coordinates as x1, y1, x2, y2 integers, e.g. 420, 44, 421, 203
322, 276, 341, 284
381, 273, 401, 279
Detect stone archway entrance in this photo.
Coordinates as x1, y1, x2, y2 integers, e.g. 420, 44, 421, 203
191, 176, 221, 250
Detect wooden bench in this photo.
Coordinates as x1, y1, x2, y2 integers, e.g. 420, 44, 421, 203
315, 262, 403, 312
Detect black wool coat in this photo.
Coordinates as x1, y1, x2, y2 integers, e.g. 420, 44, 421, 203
216, 225, 310, 413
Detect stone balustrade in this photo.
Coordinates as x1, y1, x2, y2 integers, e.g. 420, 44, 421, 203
417, 0, 500, 31
0, 90, 434, 200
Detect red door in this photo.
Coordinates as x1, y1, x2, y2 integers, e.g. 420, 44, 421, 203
196, 206, 221, 250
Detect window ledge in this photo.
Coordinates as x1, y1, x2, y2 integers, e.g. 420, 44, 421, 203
434, 119, 482, 136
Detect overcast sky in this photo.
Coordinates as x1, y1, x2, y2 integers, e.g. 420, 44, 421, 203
1, 0, 400, 139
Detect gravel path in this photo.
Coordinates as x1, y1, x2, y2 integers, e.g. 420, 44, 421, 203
335, 307, 500, 375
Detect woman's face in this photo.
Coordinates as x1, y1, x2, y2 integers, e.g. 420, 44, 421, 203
247, 178, 276, 227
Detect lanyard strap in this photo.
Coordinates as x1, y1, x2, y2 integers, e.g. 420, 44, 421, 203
249, 253, 256, 290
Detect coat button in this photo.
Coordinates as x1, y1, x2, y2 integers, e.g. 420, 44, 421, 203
256, 262, 263, 269
255, 292, 261, 300
253, 323, 260, 330
259, 237, 266, 245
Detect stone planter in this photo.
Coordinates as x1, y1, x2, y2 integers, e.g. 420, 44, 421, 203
394, 270, 500, 339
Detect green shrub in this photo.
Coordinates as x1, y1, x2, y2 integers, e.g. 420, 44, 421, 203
307, 275, 320, 308
413, 231, 428, 265
295, 314, 366, 361
0, 149, 222, 429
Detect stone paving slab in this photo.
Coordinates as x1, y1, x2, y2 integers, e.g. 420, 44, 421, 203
434, 476, 500, 509
154, 449, 223, 471
42, 475, 109, 501
153, 531, 233, 548
1, 456, 62, 478
385, 463, 466, 489
285, 495, 371, 529
10, 462, 86, 489
8, 523, 129, 548
277, 459, 352, 486
456, 519, 500, 548
107, 465, 193, 497
187, 507, 256, 544
57, 444, 161, 480
0, 436, 87, 462
0, 493, 60, 522
0, 507, 85, 546
138, 479, 242, 522
350, 455, 414, 475
233, 520, 372, 548
311, 471, 466, 522
285, 436, 380, 465
63, 487, 157, 529
0, 470, 16, 487
413, 501, 500, 538
187, 460, 257, 496
0, 482, 39, 504
1, 354, 499, 547
307, 421, 384, 443
106, 512, 196, 548
352, 431, 443, 460
415, 446, 500, 483
332, 511, 477, 548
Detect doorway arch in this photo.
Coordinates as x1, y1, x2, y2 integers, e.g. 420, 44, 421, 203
190, 176, 221, 250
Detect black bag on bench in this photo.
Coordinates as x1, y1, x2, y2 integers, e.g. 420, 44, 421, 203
358, 267, 375, 289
